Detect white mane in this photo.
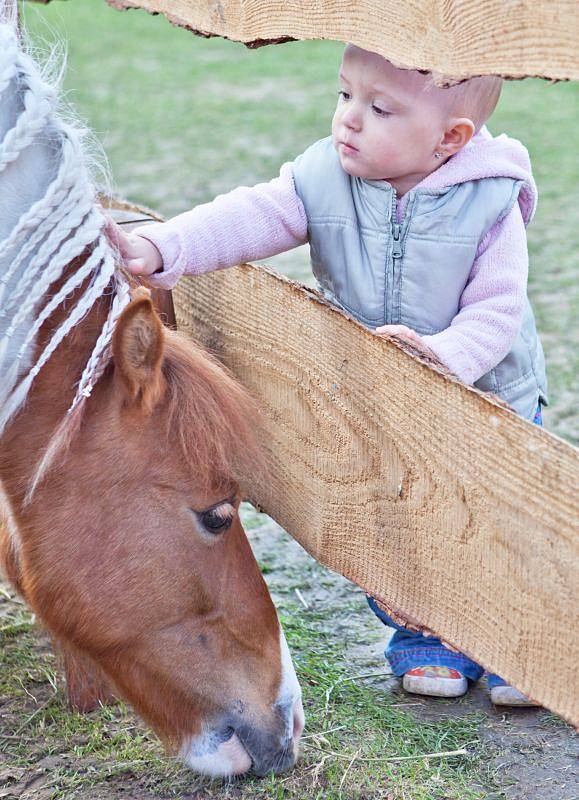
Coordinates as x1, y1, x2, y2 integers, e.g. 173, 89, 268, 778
0, 20, 130, 480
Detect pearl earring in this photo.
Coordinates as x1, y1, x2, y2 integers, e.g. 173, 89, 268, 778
434, 152, 443, 160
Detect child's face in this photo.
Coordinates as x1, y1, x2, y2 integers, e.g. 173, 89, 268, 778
332, 46, 450, 190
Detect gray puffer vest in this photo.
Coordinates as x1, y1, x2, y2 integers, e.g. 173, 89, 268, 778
292, 137, 547, 420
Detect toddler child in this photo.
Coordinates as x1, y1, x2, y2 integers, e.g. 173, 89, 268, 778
112, 44, 547, 706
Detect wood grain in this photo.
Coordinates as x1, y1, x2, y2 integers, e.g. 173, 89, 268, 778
104, 0, 579, 82
173, 263, 579, 726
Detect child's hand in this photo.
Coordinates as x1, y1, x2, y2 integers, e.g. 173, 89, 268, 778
375, 324, 423, 345
375, 324, 453, 374
104, 218, 163, 277
376, 324, 435, 359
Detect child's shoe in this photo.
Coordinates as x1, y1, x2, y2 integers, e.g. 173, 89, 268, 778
490, 684, 539, 707
402, 665, 468, 698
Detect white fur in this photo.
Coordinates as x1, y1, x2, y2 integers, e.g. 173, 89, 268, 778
0, 479, 20, 559
277, 622, 305, 746
180, 732, 252, 777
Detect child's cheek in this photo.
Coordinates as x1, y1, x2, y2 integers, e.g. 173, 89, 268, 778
331, 109, 342, 138
336, 151, 356, 175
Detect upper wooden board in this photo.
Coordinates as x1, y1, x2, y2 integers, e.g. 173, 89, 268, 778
105, 0, 579, 82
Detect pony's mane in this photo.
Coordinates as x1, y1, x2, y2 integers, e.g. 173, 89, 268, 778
162, 331, 263, 493
0, 15, 135, 506
0, 19, 129, 442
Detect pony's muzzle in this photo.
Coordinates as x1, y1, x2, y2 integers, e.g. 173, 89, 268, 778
234, 693, 305, 776
181, 624, 304, 777
180, 695, 304, 777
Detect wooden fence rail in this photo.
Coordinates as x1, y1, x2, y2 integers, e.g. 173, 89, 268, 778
172, 263, 579, 726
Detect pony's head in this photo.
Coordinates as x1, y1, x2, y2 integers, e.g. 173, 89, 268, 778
0, 18, 304, 776
14, 289, 304, 776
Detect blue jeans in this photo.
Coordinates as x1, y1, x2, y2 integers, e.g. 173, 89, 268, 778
368, 403, 543, 689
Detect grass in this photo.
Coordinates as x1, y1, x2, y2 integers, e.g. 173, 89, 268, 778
1, 562, 488, 800
1, 1, 577, 798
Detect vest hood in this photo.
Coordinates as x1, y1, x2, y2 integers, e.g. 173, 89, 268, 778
414, 126, 537, 225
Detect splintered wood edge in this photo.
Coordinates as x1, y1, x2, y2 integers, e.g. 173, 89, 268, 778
99, 193, 164, 222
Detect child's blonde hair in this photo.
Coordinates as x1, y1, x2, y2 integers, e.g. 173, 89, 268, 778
434, 75, 503, 132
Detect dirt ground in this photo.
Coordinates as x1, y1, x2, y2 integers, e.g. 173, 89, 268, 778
248, 519, 578, 800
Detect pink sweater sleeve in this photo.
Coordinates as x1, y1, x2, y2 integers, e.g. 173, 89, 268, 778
422, 204, 528, 384
133, 162, 308, 290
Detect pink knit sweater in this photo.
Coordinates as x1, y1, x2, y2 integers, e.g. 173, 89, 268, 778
138, 127, 537, 385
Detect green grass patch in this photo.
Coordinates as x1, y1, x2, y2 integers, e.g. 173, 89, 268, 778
1, 591, 489, 799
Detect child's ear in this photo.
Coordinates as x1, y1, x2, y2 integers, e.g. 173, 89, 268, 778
440, 118, 475, 157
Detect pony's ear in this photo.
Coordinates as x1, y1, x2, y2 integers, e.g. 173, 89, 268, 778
112, 287, 166, 412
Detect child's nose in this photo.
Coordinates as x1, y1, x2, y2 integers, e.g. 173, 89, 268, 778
342, 104, 362, 132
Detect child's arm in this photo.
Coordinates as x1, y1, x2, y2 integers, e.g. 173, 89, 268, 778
420, 205, 528, 385
116, 163, 308, 290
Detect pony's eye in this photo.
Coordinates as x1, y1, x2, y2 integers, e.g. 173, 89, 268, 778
199, 502, 235, 534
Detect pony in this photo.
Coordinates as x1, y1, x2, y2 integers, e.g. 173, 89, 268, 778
0, 16, 304, 777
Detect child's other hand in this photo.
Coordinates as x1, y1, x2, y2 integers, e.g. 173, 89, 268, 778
375, 324, 451, 373
375, 324, 435, 360
104, 218, 163, 277
375, 324, 423, 345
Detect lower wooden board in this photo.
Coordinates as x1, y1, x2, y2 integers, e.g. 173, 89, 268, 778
173, 264, 579, 726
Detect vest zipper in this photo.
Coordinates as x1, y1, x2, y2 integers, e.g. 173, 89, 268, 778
392, 222, 402, 258
388, 191, 402, 324
391, 191, 403, 258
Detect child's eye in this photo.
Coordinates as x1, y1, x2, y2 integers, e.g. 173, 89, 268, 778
372, 105, 390, 116
338, 90, 351, 101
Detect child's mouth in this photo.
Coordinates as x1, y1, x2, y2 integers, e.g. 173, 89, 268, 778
340, 141, 359, 155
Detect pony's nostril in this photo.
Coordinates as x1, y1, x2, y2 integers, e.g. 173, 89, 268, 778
217, 726, 235, 744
